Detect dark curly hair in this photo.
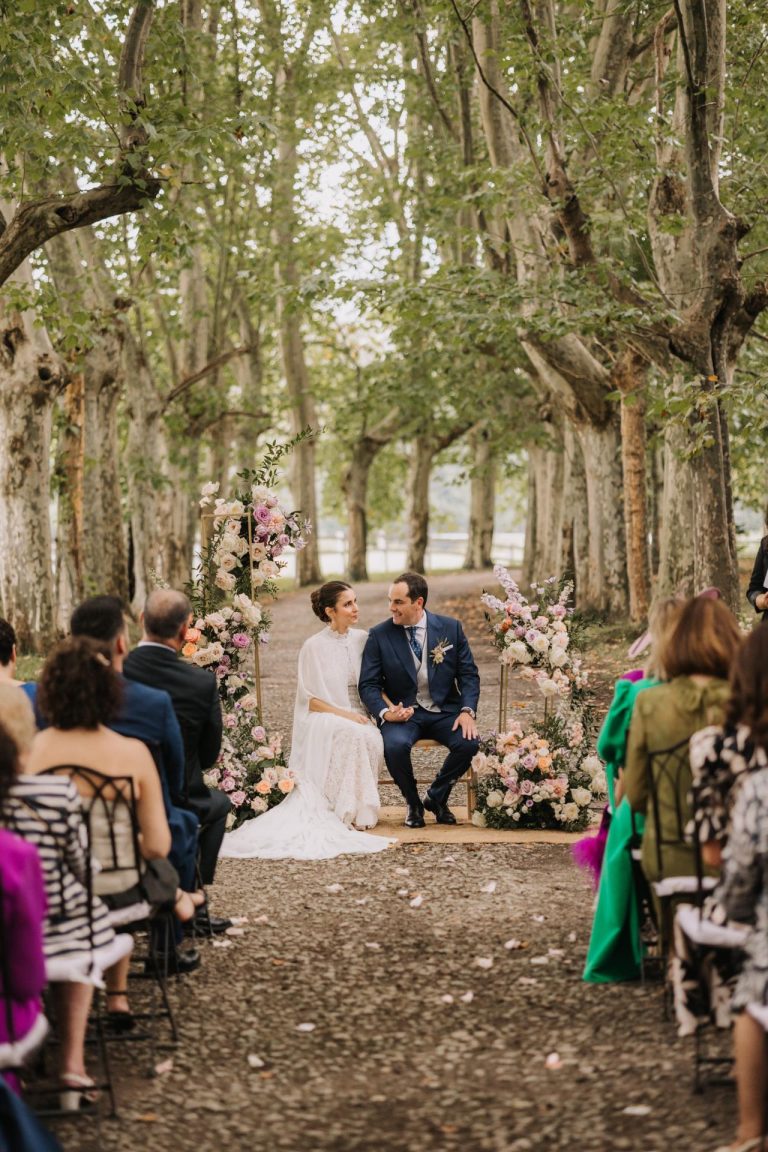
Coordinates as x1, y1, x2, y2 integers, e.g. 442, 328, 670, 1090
0, 618, 16, 666
0, 720, 18, 808
310, 582, 352, 622
37, 636, 122, 730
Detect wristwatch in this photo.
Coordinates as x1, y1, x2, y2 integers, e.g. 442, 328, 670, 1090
460, 707, 476, 719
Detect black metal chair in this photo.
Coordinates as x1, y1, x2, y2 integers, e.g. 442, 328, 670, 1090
45, 766, 180, 1090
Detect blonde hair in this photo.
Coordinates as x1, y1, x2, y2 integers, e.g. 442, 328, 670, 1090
0, 684, 36, 755
644, 597, 684, 680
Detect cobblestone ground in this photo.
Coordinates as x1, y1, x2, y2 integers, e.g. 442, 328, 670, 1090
59, 574, 735, 1152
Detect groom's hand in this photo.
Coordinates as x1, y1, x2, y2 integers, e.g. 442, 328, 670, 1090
383, 703, 414, 723
453, 711, 478, 739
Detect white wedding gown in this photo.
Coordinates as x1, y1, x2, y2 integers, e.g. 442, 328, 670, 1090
220, 627, 396, 860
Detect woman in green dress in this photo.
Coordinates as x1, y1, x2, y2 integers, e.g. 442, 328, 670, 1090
583, 598, 682, 983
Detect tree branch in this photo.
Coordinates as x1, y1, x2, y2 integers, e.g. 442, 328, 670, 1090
163, 346, 253, 409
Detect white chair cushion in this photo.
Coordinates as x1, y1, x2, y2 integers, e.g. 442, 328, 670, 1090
107, 901, 151, 928
653, 875, 717, 898
675, 902, 749, 949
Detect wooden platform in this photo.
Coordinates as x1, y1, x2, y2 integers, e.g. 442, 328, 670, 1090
368, 806, 589, 845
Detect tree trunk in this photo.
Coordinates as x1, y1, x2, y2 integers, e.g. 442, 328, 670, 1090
656, 422, 694, 598
566, 425, 590, 602
341, 439, 380, 582
614, 350, 651, 624
524, 440, 565, 584
463, 427, 495, 570
273, 63, 322, 586
0, 272, 61, 651
576, 416, 628, 615
406, 434, 435, 573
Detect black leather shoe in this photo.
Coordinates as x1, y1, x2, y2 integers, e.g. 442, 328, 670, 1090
190, 911, 232, 936
145, 946, 201, 976
404, 804, 425, 828
423, 795, 457, 824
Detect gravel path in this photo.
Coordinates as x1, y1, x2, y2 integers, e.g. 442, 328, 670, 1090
59, 573, 735, 1152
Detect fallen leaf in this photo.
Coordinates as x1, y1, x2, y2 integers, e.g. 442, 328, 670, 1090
229, 915, 249, 926
259, 1071, 275, 1080
459, 991, 474, 1003
154, 1058, 173, 1075
212, 938, 232, 948
247, 1054, 266, 1069
225, 926, 245, 936
440, 994, 454, 1004
622, 1105, 652, 1116
504, 938, 523, 950
354, 898, 369, 905
136, 1113, 159, 1123
443, 855, 456, 863
253, 915, 271, 924
394, 866, 410, 876
530, 956, 549, 965
518, 977, 537, 985
545, 1053, 562, 1070
440, 1125, 458, 1135
296, 1022, 316, 1032
364, 942, 381, 950
567, 931, 577, 942
480, 880, 497, 894
409, 894, 424, 908
474, 957, 493, 969
548, 948, 564, 958
325, 883, 343, 894
397, 888, 409, 897
532, 914, 546, 923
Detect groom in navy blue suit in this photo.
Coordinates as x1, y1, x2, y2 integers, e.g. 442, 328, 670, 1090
359, 572, 480, 827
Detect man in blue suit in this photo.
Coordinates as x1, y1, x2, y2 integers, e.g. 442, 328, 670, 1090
359, 572, 480, 828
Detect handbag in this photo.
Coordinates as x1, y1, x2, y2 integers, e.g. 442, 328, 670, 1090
0, 1074, 62, 1152
104, 857, 179, 913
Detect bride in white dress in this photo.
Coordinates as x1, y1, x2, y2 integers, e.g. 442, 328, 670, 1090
220, 582, 395, 860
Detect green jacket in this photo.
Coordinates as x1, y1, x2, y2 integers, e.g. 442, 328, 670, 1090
624, 676, 730, 881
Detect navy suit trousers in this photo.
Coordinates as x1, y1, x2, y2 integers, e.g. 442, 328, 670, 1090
380, 707, 478, 808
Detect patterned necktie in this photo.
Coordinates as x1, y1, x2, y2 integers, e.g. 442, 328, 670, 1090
407, 626, 423, 662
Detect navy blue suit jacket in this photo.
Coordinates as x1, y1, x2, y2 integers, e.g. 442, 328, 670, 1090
358, 611, 480, 721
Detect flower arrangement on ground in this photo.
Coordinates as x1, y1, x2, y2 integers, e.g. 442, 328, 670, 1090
482, 565, 588, 705
185, 437, 312, 828
471, 717, 606, 832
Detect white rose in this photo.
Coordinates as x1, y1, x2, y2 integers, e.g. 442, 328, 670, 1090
532, 634, 549, 654
507, 640, 532, 665
225, 811, 237, 830
239, 694, 259, 711
581, 755, 602, 778
250, 797, 268, 813
216, 552, 238, 572
551, 630, 569, 650
571, 787, 593, 807
227, 500, 245, 518
561, 802, 579, 822
249, 565, 266, 586
261, 560, 279, 579
549, 648, 569, 668
485, 790, 504, 809
215, 570, 236, 591
471, 810, 487, 828
537, 677, 561, 700
590, 770, 607, 797
204, 611, 226, 630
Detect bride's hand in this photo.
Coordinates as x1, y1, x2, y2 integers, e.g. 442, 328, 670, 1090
348, 712, 370, 726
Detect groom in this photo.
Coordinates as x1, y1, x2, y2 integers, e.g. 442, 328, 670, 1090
359, 572, 480, 827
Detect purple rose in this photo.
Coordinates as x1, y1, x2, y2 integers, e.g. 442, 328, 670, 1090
232, 632, 250, 649
231, 790, 247, 807
525, 799, 534, 807
522, 754, 537, 770
254, 504, 271, 524
221, 777, 236, 792
278, 533, 290, 546
520, 779, 535, 795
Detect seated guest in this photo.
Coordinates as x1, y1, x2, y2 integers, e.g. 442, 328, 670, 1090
0, 726, 48, 1095
69, 595, 205, 959
0, 685, 126, 1110
690, 625, 768, 869
125, 590, 231, 918
583, 597, 683, 983
624, 597, 741, 891
0, 619, 24, 686
712, 766, 768, 1152
26, 639, 203, 1021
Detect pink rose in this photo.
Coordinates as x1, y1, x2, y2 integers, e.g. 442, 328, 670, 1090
221, 777, 236, 792
231, 790, 247, 807
223, 714, 238, 728
232, 632, 250, 648
251, 726, 266, 742
520, 779, 535, 796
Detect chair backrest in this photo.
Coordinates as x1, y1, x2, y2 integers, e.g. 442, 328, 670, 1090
44, 765, 143, 898
0, 872, 15, 1048
645, 738, 695, 878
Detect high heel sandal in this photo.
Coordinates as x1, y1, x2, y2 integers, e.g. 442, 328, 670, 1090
105, 990, 135, 1034
713, 1139, 766, 1152
60, 1072, 99, 1111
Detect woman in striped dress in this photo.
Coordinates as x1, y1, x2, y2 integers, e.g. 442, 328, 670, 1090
0, 685, 126, 1107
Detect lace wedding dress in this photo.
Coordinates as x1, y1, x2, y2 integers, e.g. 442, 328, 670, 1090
220, 627, 395, 860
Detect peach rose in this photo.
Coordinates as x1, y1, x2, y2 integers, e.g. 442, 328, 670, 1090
277, 779, 295, 794
255, 780, 272, 795
182, 642, 197, 658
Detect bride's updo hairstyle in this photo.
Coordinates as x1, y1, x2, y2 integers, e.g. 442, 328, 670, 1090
311, 581, 352, 622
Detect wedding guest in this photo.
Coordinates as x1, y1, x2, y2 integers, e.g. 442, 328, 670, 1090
26, 639, 204, 1021
0, 685, 123, 1110
712, 767, 768, 1152
0, 724, 48, 1096
0, 619, 24, 685
583, 597, 683, 983
124, 589, 231, 920
746, 502, 768, 622
624, 597, 741, 894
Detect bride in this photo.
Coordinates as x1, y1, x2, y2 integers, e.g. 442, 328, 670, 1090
220, 582, 395, 860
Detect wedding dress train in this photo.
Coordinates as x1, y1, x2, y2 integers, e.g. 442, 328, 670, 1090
220, 627, 396, 860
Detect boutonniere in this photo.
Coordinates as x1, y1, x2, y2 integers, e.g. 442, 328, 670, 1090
430, 637, 453, 665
